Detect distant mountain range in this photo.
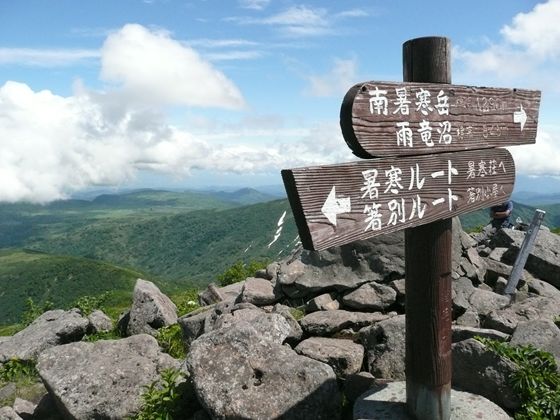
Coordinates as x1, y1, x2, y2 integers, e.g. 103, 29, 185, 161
0, 187, 558, 326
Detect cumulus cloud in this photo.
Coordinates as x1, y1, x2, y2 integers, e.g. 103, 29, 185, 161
306, 58, 358, 97
509, 127, 560, 176
455, 0, 560, 88
0, 79, 352, 203
100, 24, 245, 108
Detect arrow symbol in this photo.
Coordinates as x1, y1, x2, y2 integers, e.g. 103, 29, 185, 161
513, 104, 527, 131
321, 186, 351, 226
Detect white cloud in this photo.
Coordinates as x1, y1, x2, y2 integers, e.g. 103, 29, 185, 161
509, 127, 560, 176
306, 58, 358, 97
455, 0, 560, 88
188, 38, 259, 48
501, 0, 560, 59
205, 50, 263, 61
0, 48, 99, 66
239, 0, 270, 10
336, 9, 369, 18
100, 24, 245, 108
0, 79, 353, 203
228, 5, 330, 37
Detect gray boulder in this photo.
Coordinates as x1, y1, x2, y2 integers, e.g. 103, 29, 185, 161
127, 279, 177, 336
342, 282, 396, 311
493, 228, 560, 288
0, 309, 88, 363
510, 320, 560, 362
178, 308, 212, 346
37, 334, 179, 419
305, 293, 340, 312
343, 371, 376, 404
359, 315, 406, 380
452, 338, 519, 410
271, 304, 304, 344
295, 337, 364, 378
87, 310, 113, 334
186, 322, 341, 419
198, 282, 244, 305
240, 277, 280, 305
468, 288, 510, 316
452, 325, 509, 343
12, 398, 35, 419
300, 310, 389, 336
214, 308, 292, 344
0, 407, 22, 419
484, 295, 560, 334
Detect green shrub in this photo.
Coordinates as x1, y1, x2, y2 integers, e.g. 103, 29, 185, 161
156, 325, 186, 359
172, 289, 201, 317
217, 260, 269, 287
71, 292, 110, 316
466, 224, 485, 234
20, 298, 54, 327
289, 307, 305, 321
82, 329, 121, 342
476, 337, 560, 419
133, 368, 188, 420
551, 227, 560, 235
0, 359, 38, 384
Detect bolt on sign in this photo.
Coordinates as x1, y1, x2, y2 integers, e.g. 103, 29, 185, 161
282, 82, 540, 251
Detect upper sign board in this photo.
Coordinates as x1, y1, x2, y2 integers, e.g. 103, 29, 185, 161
282, 148, 515, 251
340, 81, 541, 157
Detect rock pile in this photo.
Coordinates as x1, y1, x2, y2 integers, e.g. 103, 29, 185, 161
0, 219, 559, 419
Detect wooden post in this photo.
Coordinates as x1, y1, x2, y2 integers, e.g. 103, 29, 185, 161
404, 37, 452, 420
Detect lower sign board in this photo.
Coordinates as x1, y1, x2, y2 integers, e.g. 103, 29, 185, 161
282, 148, 514, 251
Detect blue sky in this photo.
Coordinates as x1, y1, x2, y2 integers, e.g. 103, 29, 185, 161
0, 0, 559, 202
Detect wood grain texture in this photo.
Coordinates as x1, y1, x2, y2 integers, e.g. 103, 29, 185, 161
340, 81, 541, 157
282, 148, 514, 251
403, 35, 451, 420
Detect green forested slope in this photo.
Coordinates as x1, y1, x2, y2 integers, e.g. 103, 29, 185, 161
0, 249, 148, 325
24, 199, 298, 285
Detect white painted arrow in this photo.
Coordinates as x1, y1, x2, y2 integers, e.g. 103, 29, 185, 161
513, 104, 527, 131
321, 186, 351, 226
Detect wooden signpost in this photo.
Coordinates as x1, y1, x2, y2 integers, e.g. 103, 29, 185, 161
281, 36, 541, 420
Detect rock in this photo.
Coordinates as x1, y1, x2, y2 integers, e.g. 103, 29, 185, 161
87, 310, 113, 334
295, 337, 364, 378
198, 282, 244, 305
271, 304, 304, 344
214, 308, 292, 344
343, 371, 376, 404
460, 230, 477, 249
127, 279, 177, 336
468, 288, 510, 316
452, 326, 509, 343
13, 398, 35, 418
488, 247, 508, 262
37, 335, 179, 419
493, 228, 560, 287
510, 320, 560, 362
178, 309, 211, 346
466, 247, 487, 284
0, 309, 88, 363
342, 282, 397, 311
354, 381, 511, 420
484, 295, 560, 334
460, 257, 477, 280
452, 277, 475, 318
305, 293, 340, 312
359, 315, 406, 380
240, 277, 280, 305
0, 382, 16, 403
528, 278, 560, 300
186, 322, 341, 419
300, 310, 389, 336
389, 279, 406, 307
0, 407, 22, 419
455, 310, 479, 327
452, 338, 519, 410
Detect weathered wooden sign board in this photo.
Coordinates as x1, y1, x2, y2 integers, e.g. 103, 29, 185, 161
341, 81, 541, 157
282, 148, 515, 251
